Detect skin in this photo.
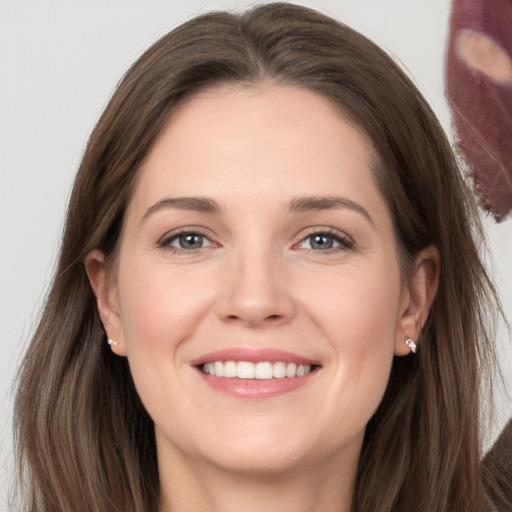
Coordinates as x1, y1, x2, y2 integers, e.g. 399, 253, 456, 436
86, 85, 439, 512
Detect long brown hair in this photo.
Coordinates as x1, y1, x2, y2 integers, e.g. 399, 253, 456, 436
14, 3, 505, 511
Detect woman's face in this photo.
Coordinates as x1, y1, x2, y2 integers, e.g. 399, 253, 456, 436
92, 85, 422, 477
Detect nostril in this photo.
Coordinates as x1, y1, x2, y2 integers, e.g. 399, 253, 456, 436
217, 284, 296, 326
224, 314, 282, 322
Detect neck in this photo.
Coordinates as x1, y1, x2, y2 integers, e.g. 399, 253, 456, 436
157, 445, 357, 512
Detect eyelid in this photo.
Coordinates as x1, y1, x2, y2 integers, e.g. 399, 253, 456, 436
293, 226, 354, 251
157, 226, 218, 252
155, 225, 353, 254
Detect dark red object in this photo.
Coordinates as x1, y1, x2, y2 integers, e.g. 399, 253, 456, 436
445, 0, 512, 221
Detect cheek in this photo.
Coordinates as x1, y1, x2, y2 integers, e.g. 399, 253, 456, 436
113, 257, 219, 433
116, 257, 216, 354
325, 282, 398, 380
302, 263, 401, 421
303, 260, 402, 349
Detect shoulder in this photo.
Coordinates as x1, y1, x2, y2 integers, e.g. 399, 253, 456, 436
483, 418, 512, 511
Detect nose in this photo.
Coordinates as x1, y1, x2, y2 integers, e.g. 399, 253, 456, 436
216, 247, 296, 328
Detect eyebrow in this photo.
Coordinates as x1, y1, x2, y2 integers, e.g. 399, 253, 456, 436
142, 197, 222, 223
141, 194, 374, 227
288, 195, 375, 227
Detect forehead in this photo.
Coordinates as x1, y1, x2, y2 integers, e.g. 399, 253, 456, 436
128, 85, 385, 217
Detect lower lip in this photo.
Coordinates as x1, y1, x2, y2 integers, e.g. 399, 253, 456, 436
196, 369, 317, 398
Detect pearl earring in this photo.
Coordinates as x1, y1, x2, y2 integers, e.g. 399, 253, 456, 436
405, 338, 417, 353
107, 338, 118, 347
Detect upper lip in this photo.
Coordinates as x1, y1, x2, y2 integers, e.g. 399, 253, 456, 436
190, 347, 320, 366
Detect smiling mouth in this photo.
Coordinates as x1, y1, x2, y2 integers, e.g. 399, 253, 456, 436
201, 361, 316, 379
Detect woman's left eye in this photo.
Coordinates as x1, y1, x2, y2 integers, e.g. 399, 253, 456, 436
297, 231, 353, 252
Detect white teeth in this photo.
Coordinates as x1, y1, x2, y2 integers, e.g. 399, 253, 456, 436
286, 362, 297, 378
255, 362, 273, 379
237, 361, 255, 379
272, 361, 286, 378
224, 360, 237, 378
214, 361, 224, 377
297, 364, 306, 377
202, 361, 313, 379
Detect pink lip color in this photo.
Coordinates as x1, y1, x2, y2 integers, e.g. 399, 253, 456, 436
190, 347, 318, 366
198, 371, 316, 398
190, 347, 320, 399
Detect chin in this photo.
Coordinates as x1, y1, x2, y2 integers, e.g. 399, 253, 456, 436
158, 417, 315, 476
205, 441, 309, 476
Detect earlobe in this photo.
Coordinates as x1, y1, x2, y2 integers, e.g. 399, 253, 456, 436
394, 245, 440, 356
84, 250, 127, 356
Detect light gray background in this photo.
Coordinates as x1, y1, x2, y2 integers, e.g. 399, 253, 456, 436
1, 1, 511, 509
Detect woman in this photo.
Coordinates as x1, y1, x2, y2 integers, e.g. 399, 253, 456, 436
13, 3, 510, 511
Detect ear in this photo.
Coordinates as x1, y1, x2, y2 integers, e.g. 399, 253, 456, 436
84, 250, 127, 356
394, 245, 440, 356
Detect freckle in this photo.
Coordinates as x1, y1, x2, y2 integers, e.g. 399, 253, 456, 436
456, 28, 512, 85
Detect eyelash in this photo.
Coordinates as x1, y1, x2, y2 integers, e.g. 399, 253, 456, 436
157, 227, 354, 254
295, 227, 354, 254
157, 228, 215, 254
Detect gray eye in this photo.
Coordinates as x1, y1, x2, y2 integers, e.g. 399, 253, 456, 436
176, 233, 205, 249
306, 234, 335, 250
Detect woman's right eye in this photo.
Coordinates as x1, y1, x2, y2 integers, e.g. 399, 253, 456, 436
160, 231, 214, 252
